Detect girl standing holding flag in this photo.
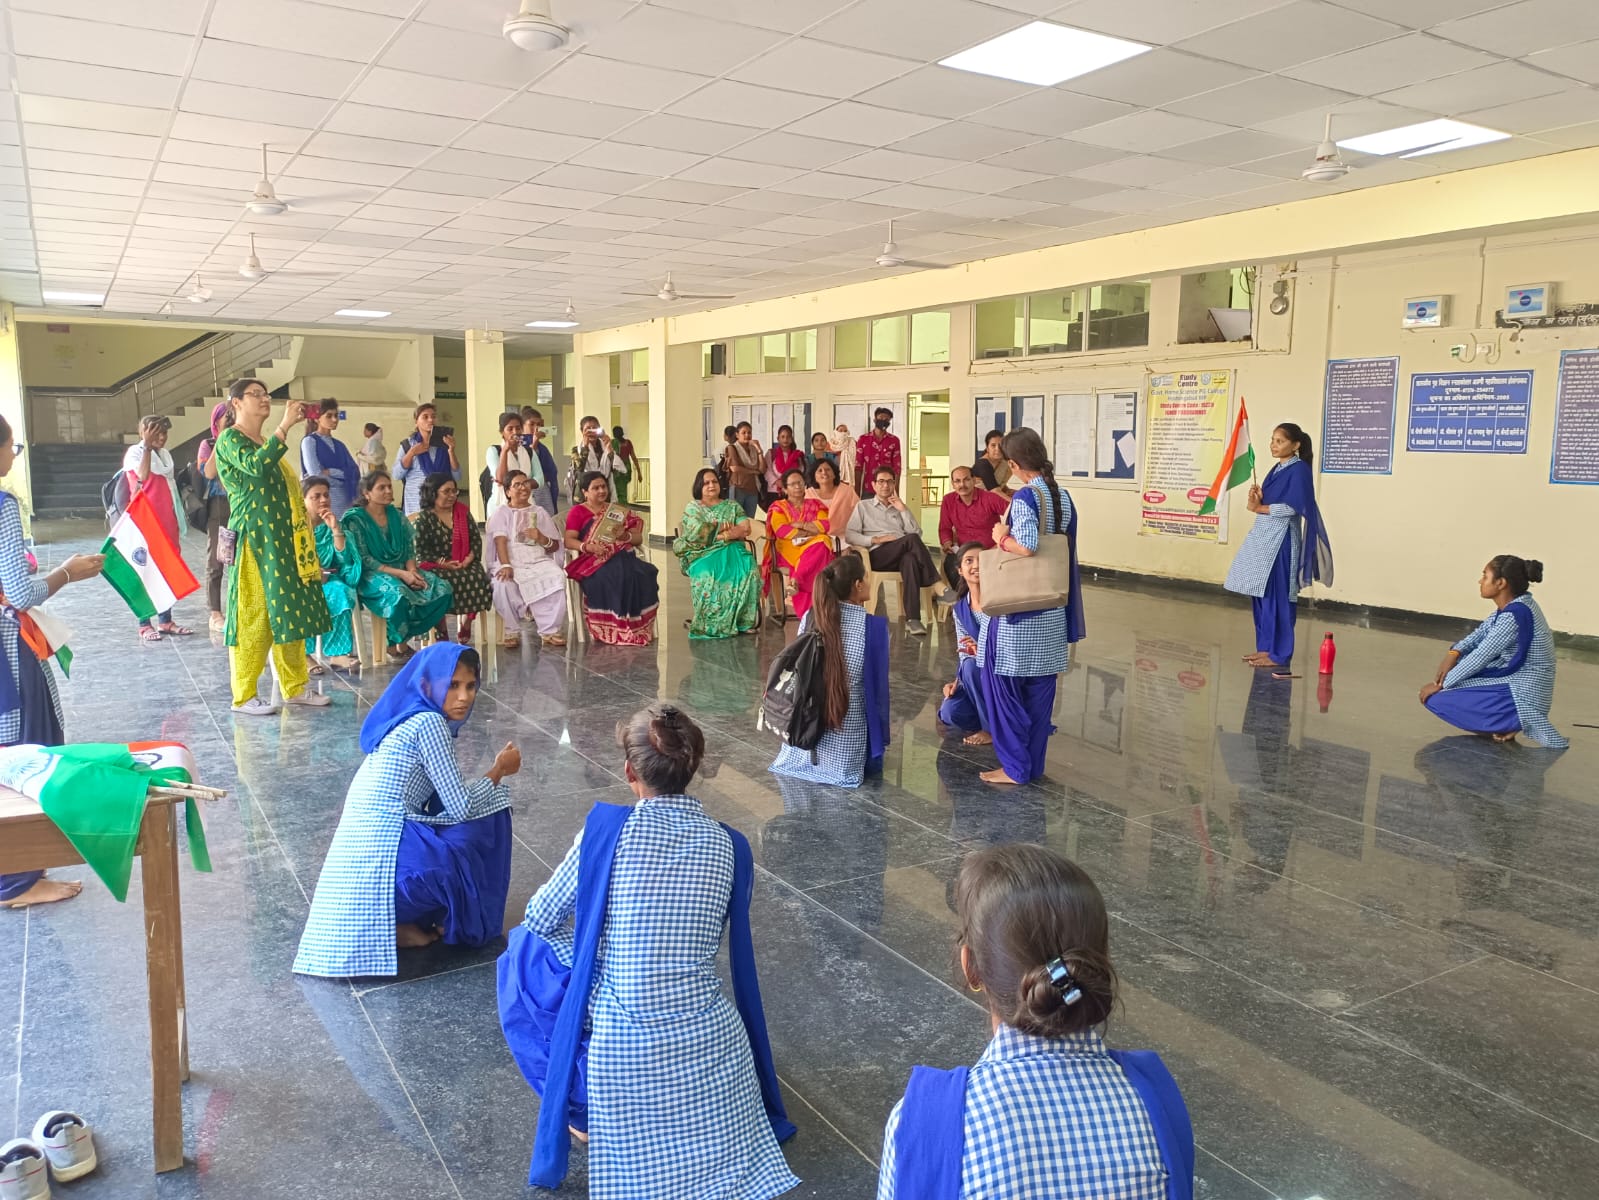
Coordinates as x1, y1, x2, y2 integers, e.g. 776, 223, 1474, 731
1221, 421, 1332, 677
0, 417, 105, 908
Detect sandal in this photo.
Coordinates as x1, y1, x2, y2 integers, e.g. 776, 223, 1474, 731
386, 645, 411, 662
138, 625, 161, 642
158, 622, 194, 636
307, 661, 327, 677
541, 634, 566, 647
501, 637, 522, 650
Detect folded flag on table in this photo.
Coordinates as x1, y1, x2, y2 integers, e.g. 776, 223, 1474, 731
1197, 397, 1255, 518
100, 490, 200, 621
0, 741, 211, 901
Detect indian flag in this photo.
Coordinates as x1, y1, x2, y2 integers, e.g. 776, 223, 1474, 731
1197, 398, 1256, 517
100, 489, 199, 620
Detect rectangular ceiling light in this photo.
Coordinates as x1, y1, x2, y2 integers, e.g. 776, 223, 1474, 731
939, 21, 1150, 87
526, 319, 579, 329
1338, 119, 1510, 159
42, 290, 105, 305
334, 308, 391, 318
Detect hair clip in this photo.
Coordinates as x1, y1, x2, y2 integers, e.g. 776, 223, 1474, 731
1045, 956, 1082, 1008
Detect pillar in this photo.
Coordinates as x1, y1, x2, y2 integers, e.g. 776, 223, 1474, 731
647, 331, 702, 540
464, 329, 505, 521
0, 305, 34, 525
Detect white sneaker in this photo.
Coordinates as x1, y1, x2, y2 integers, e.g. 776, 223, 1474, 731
0, 1140, 50, 1200
31, 1113, 95, 1183
231, 697, 281, 717
287, 690, 332, 708
906, 620, 928, 636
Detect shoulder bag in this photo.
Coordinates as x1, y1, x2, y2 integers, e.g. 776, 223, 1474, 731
977, 486, 1072, 616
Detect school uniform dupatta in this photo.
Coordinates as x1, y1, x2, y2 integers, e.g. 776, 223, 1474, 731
1262, 457, 1334, 589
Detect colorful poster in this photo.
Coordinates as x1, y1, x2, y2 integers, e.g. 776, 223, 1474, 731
1323, 357, 1398, 474
1140, 370, 1233, 540
1552, 349, 1599, 485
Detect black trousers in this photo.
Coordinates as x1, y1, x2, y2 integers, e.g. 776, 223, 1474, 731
941, 547, 964, 592
868, 535, 939, 620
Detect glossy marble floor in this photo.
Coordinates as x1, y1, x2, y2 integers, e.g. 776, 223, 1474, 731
4, 519, 1597, 1199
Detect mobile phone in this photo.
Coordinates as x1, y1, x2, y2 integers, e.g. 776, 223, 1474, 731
431, 425, 453, 446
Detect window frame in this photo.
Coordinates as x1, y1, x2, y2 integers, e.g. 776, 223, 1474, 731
972, 282, 1152, 363
972, 386, 1141, 493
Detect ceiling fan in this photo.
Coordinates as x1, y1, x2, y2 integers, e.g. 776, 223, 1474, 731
874, 220, 945, 269
526, 300, 580, 329
239, 143, 373, 215
623, 272, 734, 303
237, 233, 339, 281
186, 273, 212, 304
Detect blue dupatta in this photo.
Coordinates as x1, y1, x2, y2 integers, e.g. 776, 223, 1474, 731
402, 433, 453, 478
894, 1048, 1193, 1200
1004, 483, 1086, 643
359, 643, 473, 753
505, 801, 795, 1189
1469, 598, 1535, 680
309, 433, 360, 510
864, 613, 890, 768
1261, 458, 1333, 589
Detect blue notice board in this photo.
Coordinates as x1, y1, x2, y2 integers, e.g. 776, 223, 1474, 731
1407, 371, 1532, 454
1552, 349, 1599, 484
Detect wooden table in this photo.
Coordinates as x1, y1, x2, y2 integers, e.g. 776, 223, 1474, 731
0, 786, 190, 1172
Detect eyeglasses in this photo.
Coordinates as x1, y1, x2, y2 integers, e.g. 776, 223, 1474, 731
10, 443, 22, 455
240, 389, 269, 399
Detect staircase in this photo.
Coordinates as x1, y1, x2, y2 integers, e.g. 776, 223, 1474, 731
29, 443, 128, 519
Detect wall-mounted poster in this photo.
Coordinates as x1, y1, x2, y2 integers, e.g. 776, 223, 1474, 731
1552, 349, 1599, 484
1323, 357, 1398, 474
1407, 370, 1531, 453
1140, 370, 1233, 540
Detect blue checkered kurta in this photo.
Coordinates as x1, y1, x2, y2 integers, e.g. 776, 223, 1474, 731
979, 478, 1072, 677
0, 491, 57, 743
1441, 593, 1567, 748
523, 796, 799, 1200
877, 1027, 1168, 1200
771, 603, 870, 787
1223, 460, 1303, 599
293, 711, 511, 977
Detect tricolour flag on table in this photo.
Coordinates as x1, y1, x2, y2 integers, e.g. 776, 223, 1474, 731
100, 489, 199, 620
1197, 397, 1255, 517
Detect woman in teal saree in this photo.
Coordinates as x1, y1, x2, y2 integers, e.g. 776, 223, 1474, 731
342, 470, 453, 659
672, 468, 760, 639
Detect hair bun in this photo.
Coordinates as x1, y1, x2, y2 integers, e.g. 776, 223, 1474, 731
1524, 559, 1544, 583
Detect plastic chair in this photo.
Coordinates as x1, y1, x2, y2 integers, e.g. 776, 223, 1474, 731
850, 546, 936, 623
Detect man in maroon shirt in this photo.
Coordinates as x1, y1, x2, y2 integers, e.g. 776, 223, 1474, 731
937, 465, 1009, 591
854, 407, 902, 496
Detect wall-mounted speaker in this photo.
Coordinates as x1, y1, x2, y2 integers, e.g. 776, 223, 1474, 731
709, 342, 727, 375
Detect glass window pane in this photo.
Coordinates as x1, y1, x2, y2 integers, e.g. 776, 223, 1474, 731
630, 348, 649, 384
910, 310, 950, 363
608, 354, 622, 386
870, 316, 908, 366
1087, 281, 1150, 349
1027, 288, 1084, 355
761, 333, 787, 372
974, 298, 1024, 359
733, 337, 760, 374
702, 343, 712, 378
789, 328, 816, 371
834, 320, 869, 369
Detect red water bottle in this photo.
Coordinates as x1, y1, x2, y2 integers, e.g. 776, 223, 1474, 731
1317, 675, 1334, 713
1318, 632, 1337, 675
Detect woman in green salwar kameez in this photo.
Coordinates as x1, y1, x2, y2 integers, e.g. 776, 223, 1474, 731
301, 475, 361, 669
671, 468, 760, 639
341, 470, 453, 660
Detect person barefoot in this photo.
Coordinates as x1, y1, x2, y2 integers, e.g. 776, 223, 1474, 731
979, 767, 1023, 786
964, 731, 993, 746
0, 877, 83, 908
396, 922, 442, 948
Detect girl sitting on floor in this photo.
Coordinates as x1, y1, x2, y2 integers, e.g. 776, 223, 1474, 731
938, 542, 990, 747
498, 705, 798, 1196
293, 644, 520, 978
878, 844, 1194, 1199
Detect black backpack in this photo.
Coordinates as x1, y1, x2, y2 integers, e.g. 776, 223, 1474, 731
758, 629, 829, 759
478, 466, 494, 505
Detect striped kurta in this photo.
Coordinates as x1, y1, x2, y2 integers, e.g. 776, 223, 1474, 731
1440, 593, 1567, 748
293, 711, 512, 977
523, 796, 799, 1200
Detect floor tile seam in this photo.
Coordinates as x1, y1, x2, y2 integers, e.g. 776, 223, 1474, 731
1193, 1143, 1286, 1199
353, 957, 497, 999
773, 1070, 881, 1170
352, 989, 469, 1200
799, 855, 964, 896
511, 829, 555, 872
1479, 951, 1599, 1001
1336, 954, 1494, 1016
8, 910, 27, 1141
474, 690, 628, 786
853, 793, 976, 852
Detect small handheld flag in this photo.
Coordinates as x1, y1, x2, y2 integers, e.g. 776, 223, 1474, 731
1197, 398, 1255, 517
100, 490, 200, 620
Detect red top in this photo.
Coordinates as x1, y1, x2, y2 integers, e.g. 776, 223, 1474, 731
770, 446, 805, 480
855, 430, 901, 485
938, 487, 1009, 551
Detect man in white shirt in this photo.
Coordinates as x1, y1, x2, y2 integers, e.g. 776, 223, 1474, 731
845, 467, 947, 635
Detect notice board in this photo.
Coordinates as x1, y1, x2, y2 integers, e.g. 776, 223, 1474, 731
1553, 349, 1599, 484
1140, 370, 1232, 541
1407, 371, 1531, 454
1323, 357, 1398, 474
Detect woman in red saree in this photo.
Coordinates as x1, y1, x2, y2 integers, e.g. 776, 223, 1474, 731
764, 468, 833, 622
564, 472, 659, 645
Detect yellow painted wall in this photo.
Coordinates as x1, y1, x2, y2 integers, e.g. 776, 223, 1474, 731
17, 322, 197, 389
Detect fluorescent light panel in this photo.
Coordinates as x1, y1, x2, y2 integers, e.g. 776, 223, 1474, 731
939, 21, 1150, 87
526, 319, 578, 328
1338, 119, 1509, 159
42, 290, 104, 305
334, 308, 391, 318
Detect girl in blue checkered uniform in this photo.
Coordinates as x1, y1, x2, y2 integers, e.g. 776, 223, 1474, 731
879, 845, 1193, 1200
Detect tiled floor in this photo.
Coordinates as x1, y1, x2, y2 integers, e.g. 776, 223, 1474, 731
4, 518, 1596, 1198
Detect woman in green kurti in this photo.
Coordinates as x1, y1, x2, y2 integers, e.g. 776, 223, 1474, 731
672, 467, 760, 639
301, 475, 361, 669
413, 472, 495, 642
342, 469, 452, 661
215, 383, 332, 716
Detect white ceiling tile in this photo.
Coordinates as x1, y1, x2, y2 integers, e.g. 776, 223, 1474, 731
595, 195, 702, 219
168, 110, 311, 148
489, 94, 645, 139
349, 67, 517, 120
206, 0, 402, 61
570, 141, 706, 176
995, 177, 1117, 205
301, 131, 435, 167
1067, 51, 1257, 107
1066, 155, 1193, 187
1175, 74, 1354, 126
808, 0, 1028, 61
190, 40, 364, 101
667, 80, 832, 129
856, 65, 1036, 120
632, 180, 750, 204
917, 161, 1052, 193
578, 8, 785, 74
501, 182, 614, 209
285, 156, 409, 188
1382, 61, 1570, 116
785, 103, 945, 147
179, 80, 336, 128
27, 149, 148, 180
538, 164, 654, 194
860, 182, 985, 210
8, 11, 195, 75
1177, 2, 1405, 70
734, 132, 863, 171
649, 0, 854, 34
22, 126, 161, 158
424, 148, 543, 181
393, 170, 507, 199
324, 104, 472, 147
611, 114, 753, 156
978, 139, 1119, 174
18, 96, 169, 135
15, 58, 182, 109
890, 122, 1041, 160
535, 56, 713, 111
1053, 0, 1293, 44
1526, 41, 1599, 86
377, 21, 545, 89
1435, 0, 1599, 57
1283, 34, 1497, 91
1247, 100, 1433, 142
10, 0, 209, 36
675, 158, 805, 188
1461, 88, 1599, 135
832, 148, 967, 182
1154, 165, 1282, 197
939, 195, 1053, 219
1074, 110, 1234, 152
456, 125, 597, 163
729, 40, 917, 100
1160, 128, 1306, 165
975, 90, 1140, 136
1529, 120, 1599, 148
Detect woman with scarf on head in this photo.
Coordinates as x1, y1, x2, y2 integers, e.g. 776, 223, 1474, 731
498, 704, 799, 1197
293, 643, 520, 977
1224, 422, 1333, 678
413, 472, 494, 644
196, 401, 231, 632
298, 397, 360, 514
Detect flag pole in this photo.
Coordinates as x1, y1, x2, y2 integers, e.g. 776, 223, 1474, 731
1242, 396, 1258, 488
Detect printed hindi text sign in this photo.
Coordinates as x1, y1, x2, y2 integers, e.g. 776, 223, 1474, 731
1140, 370, 1232, 540
1323, 357, 1398, 474
1552, 349, 1599, 485
1407, 371, 1532, 453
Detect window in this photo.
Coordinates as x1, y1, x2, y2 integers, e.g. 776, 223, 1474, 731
608, 355, 622, 387
761, 333, 787, 373
910, 310, 950, 363
1087, 282, 1150, 350
870, 316, 908, 366
630, 348, 649, 384
834, 320, 869, 369
1027, 288, 1084, 355
702, 343, 713, 378
733, 336, 760, 375
976, 283, 1151, 360
974, 298, 1024, 359
789, 328, 816, 372
1178, 269, 1252, 344
1054, 391, 1139, 482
